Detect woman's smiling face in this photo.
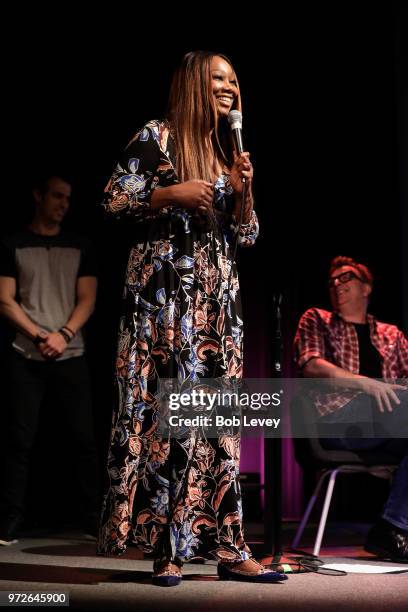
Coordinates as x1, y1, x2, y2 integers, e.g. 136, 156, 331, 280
210, 55, 238, 117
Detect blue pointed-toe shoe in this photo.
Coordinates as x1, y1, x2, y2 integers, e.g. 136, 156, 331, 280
152, 560, 183, 587
218, 559, 288, 583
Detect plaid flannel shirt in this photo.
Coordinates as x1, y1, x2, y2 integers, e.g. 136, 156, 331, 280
294, 307, 408, 416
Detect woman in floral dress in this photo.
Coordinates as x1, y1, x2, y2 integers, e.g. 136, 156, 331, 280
97, 51, 286, 586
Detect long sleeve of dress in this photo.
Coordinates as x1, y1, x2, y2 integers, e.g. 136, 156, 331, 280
230, 209, 259, 247
102, 120, 164, 222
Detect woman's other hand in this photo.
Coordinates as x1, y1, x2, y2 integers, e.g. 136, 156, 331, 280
151, 180, 214, 213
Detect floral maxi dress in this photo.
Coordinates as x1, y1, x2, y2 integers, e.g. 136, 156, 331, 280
97, 120, 259, 563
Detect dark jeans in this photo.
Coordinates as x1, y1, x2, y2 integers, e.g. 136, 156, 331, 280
319, 389, 408, 531
0, 351, 99, 522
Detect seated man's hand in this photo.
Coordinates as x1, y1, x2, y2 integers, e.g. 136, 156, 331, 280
358, 378, 407, 413
38, 332, 67, 360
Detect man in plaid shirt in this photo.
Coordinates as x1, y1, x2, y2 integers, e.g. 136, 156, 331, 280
294, 256, 408, 563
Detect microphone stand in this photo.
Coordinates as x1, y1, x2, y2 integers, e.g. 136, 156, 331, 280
263, 293, 283, 562
232, 179, 285, 562
230, 154, 283, 562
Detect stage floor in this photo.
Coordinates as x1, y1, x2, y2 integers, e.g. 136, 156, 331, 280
0, 523, 407, 611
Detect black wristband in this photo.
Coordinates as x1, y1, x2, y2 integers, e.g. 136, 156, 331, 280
58, 329, 72, 343
61, 326, 75, 340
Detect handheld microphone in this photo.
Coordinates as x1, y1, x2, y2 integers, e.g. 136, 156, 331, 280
227, 110, 244, 155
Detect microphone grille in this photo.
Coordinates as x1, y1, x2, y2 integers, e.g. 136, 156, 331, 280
227, 110, 242, 128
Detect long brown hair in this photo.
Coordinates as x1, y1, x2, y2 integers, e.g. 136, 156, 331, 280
167, 50, 242, 182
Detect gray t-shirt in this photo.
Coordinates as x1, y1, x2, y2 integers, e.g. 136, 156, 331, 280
0, 229, 97, 361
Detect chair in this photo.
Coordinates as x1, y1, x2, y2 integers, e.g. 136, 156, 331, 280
290, 394, 397, 556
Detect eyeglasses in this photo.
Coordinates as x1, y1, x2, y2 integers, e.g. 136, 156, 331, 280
328, 270, 362, 288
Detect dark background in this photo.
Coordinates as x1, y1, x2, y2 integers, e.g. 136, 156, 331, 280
3, 7, 406, 321
1, 4, 407, 527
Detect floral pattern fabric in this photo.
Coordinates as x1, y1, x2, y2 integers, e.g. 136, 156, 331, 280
97, 120, 259, 563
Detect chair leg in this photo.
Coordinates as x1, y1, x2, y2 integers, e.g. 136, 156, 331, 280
313, 468, 340, 557
292, 470, 331, 550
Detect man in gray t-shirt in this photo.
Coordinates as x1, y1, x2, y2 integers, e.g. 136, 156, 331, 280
0, 173, 100, 545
